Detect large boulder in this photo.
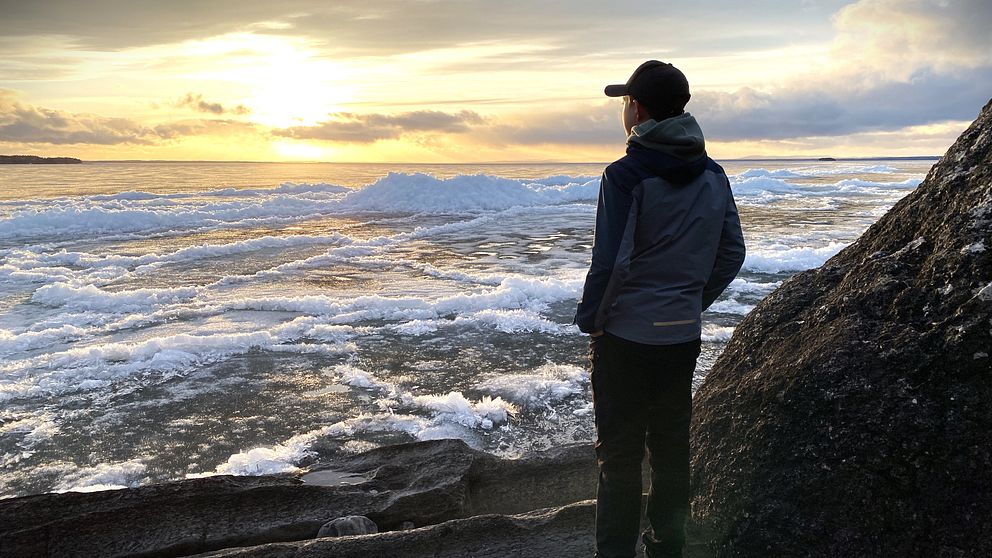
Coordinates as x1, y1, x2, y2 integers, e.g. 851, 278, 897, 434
689, 99, 992, 556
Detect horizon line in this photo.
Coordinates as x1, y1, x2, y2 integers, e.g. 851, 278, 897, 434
31, 155, 942, 165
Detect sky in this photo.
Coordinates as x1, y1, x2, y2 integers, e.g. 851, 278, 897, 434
1, 0, 990, 162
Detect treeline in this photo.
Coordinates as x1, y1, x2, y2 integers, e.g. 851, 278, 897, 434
0, 155, 82, 164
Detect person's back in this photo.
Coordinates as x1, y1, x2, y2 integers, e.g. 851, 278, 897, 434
575, 61, 745, 558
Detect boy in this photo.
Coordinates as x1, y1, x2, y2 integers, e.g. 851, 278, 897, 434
575, 60, 745, 558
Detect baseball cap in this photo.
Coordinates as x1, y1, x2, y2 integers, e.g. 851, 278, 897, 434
604, 60, 690, 111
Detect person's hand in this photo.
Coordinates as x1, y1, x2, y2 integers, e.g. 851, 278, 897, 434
590, 330, 605, 337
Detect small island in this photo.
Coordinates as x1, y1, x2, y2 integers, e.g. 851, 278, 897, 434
0, 155, 82, 164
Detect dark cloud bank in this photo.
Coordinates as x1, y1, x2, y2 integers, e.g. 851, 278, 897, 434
694, 68, 992, 142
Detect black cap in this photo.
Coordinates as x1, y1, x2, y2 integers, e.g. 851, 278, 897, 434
604, 60, 690, 112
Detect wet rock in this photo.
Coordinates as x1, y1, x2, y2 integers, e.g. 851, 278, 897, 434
195, 500, 718, 558
196, 500, 598, 558
317, 515, 377, 537
0, 439, 596, 557
689, 99, 992, 556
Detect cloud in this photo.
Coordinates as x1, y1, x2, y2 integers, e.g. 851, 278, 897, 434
830, 0, 992, 83
0, 1, 837, 57
273, 110, 485, 143
0, 90, 256, 146
691, 68, 992, 141
687, 0, 992, 142
0, 90, 162, 145
2, 0, 989, 156
175, 93, 250, 115
153, 119, 259, 139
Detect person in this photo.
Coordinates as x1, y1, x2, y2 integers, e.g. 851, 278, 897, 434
575, 60, 746, 558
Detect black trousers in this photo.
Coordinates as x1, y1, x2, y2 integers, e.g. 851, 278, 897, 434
589, 332, 701, 558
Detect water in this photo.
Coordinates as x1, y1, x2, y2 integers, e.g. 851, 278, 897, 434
0, 159, 933, 497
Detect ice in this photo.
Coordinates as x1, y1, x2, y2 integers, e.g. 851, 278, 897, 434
0, 328, 353, 401
0, 412, 60, 449
475, 364, 587, 410
215, 430, 317, 475
725, 277, 782, 295
410, 392, 516, 429
32, 283, 200, 312
330, 365, 517, 432
88, 183, 351, 201
0, 162, 930, 497
389, 319, 441, 335
336, 364, 395, 392
729, 173, 921, 206
337, 172, 598, 212
322, 413, 430, 439
735, 165, 897, 180
452, 309, 566, 334
0, 173, 596, 240
702, 324, 736, 342
0, 324, 87, 354
34, 234, 352, 276
730, 176, 802, 196
736, 168, 804, 179
744, 241, 848, 273
222, 275, 582, 326
55, 459, 148, 492
707, 299, 755, 315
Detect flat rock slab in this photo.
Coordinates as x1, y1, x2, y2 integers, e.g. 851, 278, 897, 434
0, 439, 598, 558
195, 501, 599, 558
193, 501, 717, 558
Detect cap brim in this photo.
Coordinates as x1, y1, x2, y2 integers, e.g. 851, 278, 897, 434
604, 84, 628, 97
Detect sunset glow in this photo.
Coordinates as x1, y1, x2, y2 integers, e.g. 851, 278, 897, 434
2, 0, 990, 162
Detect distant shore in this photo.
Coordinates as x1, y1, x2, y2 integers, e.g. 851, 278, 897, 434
0, 155, 82, 164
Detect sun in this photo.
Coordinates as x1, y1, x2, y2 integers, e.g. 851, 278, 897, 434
273, 140, 327, 160
179, 33, 355, 128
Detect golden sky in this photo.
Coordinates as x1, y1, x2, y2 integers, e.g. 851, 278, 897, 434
1, 0, 990, 162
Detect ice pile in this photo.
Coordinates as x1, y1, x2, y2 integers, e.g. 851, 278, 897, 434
0, 173, 599, 240
337, 173, 599, 213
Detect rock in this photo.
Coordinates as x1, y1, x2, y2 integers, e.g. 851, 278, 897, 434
317, 515, 377, 537
0, 439, 597, 557
0, 475, 367, 558
689, 99, 992, 556
195, 500, 599, 558
400, 521, 416, 530
194, 500, 718, 558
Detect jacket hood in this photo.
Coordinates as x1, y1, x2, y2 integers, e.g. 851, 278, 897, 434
625, 113, 709, 185
627, 112, 705, 161
627, 112, 706, 161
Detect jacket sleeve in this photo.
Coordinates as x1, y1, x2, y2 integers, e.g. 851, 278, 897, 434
701, 186, 746, 311
574, 170, 634, 333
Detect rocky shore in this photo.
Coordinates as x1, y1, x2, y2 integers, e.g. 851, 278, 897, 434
2, 99, 990, 558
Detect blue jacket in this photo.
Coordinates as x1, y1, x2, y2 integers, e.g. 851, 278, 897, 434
574, 116, 745, 344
